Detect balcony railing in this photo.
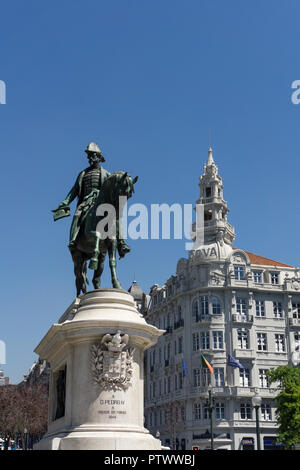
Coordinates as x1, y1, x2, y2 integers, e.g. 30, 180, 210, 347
174, 319, 184, 330
234, 349, 255, 360
196, 315, 212, 323
232, 314, 254, 324
164, 326, 173, 335
231, 386, 254, 397
289, 317, 300, 327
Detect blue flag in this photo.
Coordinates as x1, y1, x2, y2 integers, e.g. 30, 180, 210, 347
227, 354, 245, 370
182, 358, 187, 378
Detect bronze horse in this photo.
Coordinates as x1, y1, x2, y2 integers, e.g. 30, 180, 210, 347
70, 171, 138, 296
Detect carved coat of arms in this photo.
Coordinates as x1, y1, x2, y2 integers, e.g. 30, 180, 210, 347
91, 330, 134, 391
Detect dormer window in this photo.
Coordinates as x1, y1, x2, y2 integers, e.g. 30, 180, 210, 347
234, 265, 246, 280
253, 271, 262, 283
270, 272, 279, 285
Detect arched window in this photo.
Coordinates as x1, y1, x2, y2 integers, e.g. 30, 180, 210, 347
192, 300, 199, 320
200, 296, 209, 317
177, 305, 182, 320
211, 297, 221, 315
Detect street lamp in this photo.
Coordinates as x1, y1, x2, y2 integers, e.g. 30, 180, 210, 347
24, 428, 28, 451
252, 394, 262, 450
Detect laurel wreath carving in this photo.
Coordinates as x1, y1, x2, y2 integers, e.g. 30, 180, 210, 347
91, 344, 104, 381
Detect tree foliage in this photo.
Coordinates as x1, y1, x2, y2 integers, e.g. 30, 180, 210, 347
162, 400, 186, 449
267, 366, 300, 449
0, 384, 48, 448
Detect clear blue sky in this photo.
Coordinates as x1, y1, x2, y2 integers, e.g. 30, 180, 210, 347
1, 0, 300, 383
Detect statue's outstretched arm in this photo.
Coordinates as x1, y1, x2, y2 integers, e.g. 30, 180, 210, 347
52, 173, 82, 220
62, 173, 82, 206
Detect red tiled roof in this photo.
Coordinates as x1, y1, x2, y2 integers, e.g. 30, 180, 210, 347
234, 249, 294, 268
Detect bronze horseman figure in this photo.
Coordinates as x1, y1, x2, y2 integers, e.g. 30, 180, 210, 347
52, 142, 138, 295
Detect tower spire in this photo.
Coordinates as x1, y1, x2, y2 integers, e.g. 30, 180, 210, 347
207, 147, 214, 166
194, 148, 235, 248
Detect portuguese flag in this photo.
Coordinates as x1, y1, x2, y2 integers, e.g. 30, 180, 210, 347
201, 354, 214, 374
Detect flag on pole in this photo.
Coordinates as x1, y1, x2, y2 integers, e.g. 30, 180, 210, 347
201, 354, 214, 374
227, 354, 245, 370
182, 358, 187, 378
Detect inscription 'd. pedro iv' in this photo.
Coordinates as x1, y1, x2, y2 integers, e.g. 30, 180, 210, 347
99, 399, 125, 405
98, 398, 127, 419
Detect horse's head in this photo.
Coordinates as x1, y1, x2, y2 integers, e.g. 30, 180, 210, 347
116, 171, 138, 200
99, 171, 138, 208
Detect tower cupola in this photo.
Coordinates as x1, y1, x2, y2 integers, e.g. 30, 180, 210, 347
194, 148, 235, 249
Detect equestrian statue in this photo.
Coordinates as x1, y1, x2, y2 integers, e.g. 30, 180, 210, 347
52, 142, 138, 296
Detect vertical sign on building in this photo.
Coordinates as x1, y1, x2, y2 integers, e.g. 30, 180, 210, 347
0, 80, 6, 104
0, 340, 6, 365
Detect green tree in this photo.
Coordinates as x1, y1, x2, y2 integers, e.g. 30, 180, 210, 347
267, 366, 300, 449
0, 384, 48, 449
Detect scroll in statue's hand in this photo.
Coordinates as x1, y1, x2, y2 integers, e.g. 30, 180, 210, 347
52, 204, 71, 221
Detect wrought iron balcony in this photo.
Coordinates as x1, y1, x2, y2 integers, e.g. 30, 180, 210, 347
232, 314, 254, 324
289, 317, 300, 327
174, 319, 184, 330
163, 326, 173, 335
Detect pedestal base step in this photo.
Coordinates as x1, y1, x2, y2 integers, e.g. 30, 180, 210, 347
34, 430, 161, 450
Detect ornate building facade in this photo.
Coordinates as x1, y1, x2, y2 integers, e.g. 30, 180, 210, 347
0, 370, 9, 386
144, 148, 300, 450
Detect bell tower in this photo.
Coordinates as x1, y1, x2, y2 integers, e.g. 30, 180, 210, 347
196, 147, 235, 247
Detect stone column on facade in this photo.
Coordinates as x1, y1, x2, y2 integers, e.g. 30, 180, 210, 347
286, 294, 293, 362
248, 291, 253, 314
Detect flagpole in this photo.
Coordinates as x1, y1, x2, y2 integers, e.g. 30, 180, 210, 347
208, 389, 214, 450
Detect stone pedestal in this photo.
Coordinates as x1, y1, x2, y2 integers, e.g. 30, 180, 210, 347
34, 289, 163, 450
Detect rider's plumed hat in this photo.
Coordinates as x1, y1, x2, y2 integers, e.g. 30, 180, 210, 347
85, 142, 105, 162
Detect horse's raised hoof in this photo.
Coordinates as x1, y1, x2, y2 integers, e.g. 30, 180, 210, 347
118, 246, 131, 259
89, 258, 98, 270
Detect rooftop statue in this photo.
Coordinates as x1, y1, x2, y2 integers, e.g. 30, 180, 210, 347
52, 142, 138, 296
